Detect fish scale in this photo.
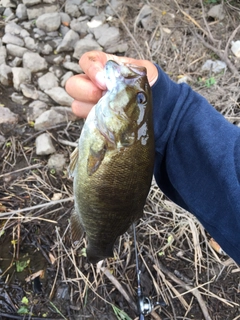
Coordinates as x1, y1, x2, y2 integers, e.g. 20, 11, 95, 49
69, 60, 154, 264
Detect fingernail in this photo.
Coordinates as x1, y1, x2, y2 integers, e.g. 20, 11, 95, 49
96, 71, 106, 89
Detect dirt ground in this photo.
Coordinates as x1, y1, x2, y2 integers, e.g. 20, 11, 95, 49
1, 0, 240, 319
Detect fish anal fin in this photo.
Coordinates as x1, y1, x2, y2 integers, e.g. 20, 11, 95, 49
70, 210, 83, 242
69, 147, 79, 177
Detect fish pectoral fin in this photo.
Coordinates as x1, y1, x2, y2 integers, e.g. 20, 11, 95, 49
87, 144, 106, 176
69, 147, 79, 177
70, 210, 84, 242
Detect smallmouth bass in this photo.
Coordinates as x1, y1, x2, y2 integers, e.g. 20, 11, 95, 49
69, 60, 154, 264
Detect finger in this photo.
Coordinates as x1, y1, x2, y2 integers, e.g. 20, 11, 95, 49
65, 74, 102, 103
71, 100, 94, 118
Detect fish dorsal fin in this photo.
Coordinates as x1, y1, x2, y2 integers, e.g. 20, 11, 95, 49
70, 209, 83, 242
87, 145, 106, 176
69, 147, 79, 177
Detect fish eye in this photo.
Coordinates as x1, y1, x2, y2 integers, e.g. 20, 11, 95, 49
137, 92, 147, 104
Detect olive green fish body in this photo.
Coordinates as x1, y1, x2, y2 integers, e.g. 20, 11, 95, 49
70, 61, 154, 264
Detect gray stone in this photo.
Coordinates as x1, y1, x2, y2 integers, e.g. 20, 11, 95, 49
201, 59, 227, 73
91, 23, 109, 40
2, 33, 24, 46
59, 25, 70, 38
9, 57, 22, 67
11, 92, 29, 105
45, 87, 74, 106
16, 3, 28, 20
33, 27, 46, 38
5, 21, 22, 35
49, 66, 63, 78
53, 55, 64, 65
56, 29, 79, 53
20, 29, 30, 38
73, 37, 102, 60
0, 107, 18, 125
208, 4, 225, 20
37, 90, 52, 103
26, 4, 59, 20
20, 83, 39, 99
23, 0, 41, 6
39, 43, 53, 55
48, 153, 66, 171
70, 18, 89, 35
12, 67, 31, 90
38, 72, 59, 91
36, 133, 56, 155
6, 44, 28, 57
1, 0, 16, 8
0, 46, 7, 65
36, 12, 61, 32
3, 7, 14, 19
0, 64, 12, 86
63, 61, 82, 73
61, 71, 73, 87
106, 0, 121, 15
97, 27, 120, 47
107, 42, 128, 54
80, 2, 98, 17
34, 107, 76, 130
65, 2, 81, 18
60, 12, 71, 26
23, 52, 48, 72
24, 36, 38, 51
27, 100, 48, 121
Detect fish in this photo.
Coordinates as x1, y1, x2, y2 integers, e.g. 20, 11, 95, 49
69, 60, 154, 264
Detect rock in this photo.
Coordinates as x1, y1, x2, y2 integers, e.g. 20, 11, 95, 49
38, 72, 59, 91
20, 29, 30, 38
3, 7, 14, 19
16, 3, 28, 20
61, 71, 73, 87
80, 1, 98, 17
106, 0, 121, 15
107, 42, 128, 53
48, 153, 66, 171
22, 0, 41, 6
73, 37, 102, 60
36, 12, 61, 32
9, 57, 22, 67
27, 100, 48, 121
34, 107, 77, 130
0, 46, 7, 65
56, 29, 79, 53
2, 33, 24, 46
11, 92, 29, 105
44, 87, 74, 106
97, 26, 120, 47
134, 4, 152, 31
5, 21, 22, 35
0, 64, 12, 86
201, 59, 227, 73
20, 83, 39, 99
62, 61, 82, 73
12, 67, 31, 90
70, 17, 89, 35
24, 36, 38, 51
49, 66, 63, 78
0, 135, 6, 148
0, 107, 18, 125
65, 0, 82, 18
23, 52, 48, 72
1, 0, 16, 8
231, 40, 240, 58
39, 43, 53, 55
36, 133, 56, 155
6, 44, 28, 57
26, 4, 59, 20
91, 23, 109, 40
59, 25, 70, 38
33, 27, 46, 38
208, 4, 225, 20
60, 12, 71, 26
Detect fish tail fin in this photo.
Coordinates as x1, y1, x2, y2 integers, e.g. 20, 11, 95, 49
70, 209, 83, 242
86, 241, 114, 264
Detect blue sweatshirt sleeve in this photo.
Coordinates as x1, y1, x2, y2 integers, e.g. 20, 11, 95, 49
152, 64, 240, 264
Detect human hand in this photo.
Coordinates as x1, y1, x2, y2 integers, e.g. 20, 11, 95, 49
65, 51, 158, 118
